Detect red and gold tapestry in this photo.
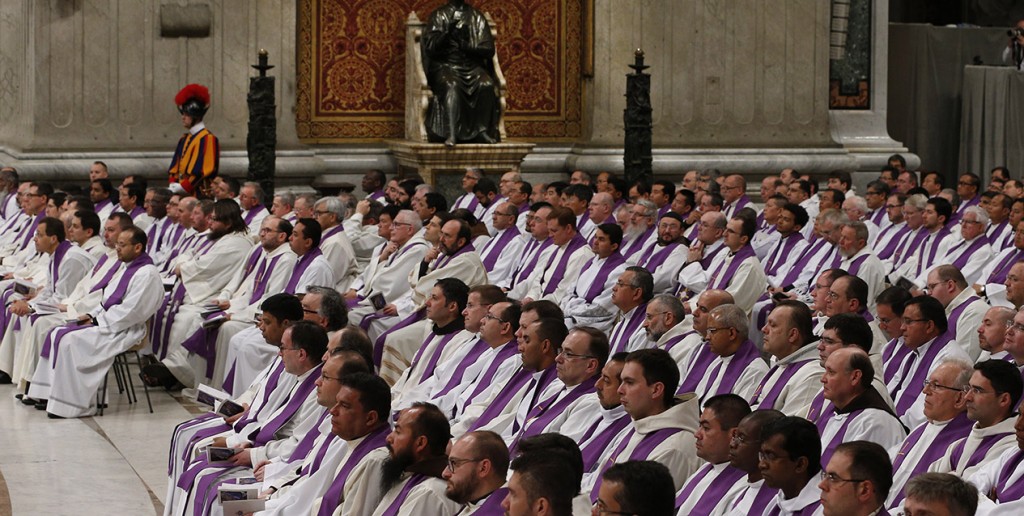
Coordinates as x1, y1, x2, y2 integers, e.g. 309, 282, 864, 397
296, 0, 583, 142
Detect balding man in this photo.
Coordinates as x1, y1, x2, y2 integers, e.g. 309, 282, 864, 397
692, 304, 767, 402
588, 191, 616, 227
676, 211, 728, 297
976, 221, 1024, 307
837, 220, 885, 306
885, 358, 973, 510
752, 301, 825, 415
926, 265, 989, 361
476, 201, 523, 287
818, 347, 906, 468
721, 174, 750, 219
841, 195, 879, 241
676, 289, 735, 395
978, 306, 1016, 362
444, 431, 510, 514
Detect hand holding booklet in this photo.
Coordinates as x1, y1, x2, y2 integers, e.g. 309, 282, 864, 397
218, 479, 265, 514
205, 445, 243, 465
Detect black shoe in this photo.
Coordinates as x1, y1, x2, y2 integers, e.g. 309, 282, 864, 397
14, 393, 22, 400
141, 363, 179, 389
20, 396, 37, 406
0, 371, 11, 384
34, 399, 47, 411
47, 413, 65, 419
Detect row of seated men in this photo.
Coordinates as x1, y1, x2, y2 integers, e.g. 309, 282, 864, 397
158, 276, 1024, 516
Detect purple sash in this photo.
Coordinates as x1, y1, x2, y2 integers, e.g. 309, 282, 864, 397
432, 242, 476, 270
320, 224, 346, 245
889, 413, 972, 506
475, 487, 509, 513
819, 409, 865, 466
678, 345, 715, 394
947, 296, 980, 337
300, 428, 339, 476
315, 424, 391, 516
581, 252, 626, 302
844, 252, 871, 276
289, 409, 331, 463
676, 464, 747, 514
49, 240, 72, 287
892, 228, 929, 268
413, 331, 462, 383
181, 314, 227, 378
249, 253, 283, 304
146, 218, 170, 254
663, 330, 698, 352
621, 225, 655, 257
509, 238, 552, 286
432, 338, 490, 398
128, 205, 145, 219
876, 223, 911, 260
707, 339, 762, 398
17, 211, 45, 250
995, 449, 1024, 502
949, 430, 1012, 472
232, 360, 286, 432
805, 390, 833, 424
750, 357, 816, 408
609, 304, 648, 354
894, 334, 952, 414
951, 235, 991, 271
467, 367, 536, 432
883, 338, 912, 384
370, 307, 426, 366
779, 238, 829, 289
285, 247, 323, 294
378, 473, 429, 516
480, 226, 521, 270
540, 235, 587, 295
987, 248, 1024, 284
764, 233, 804, 277
576, 212, 591, 231
590, 426, 684, 502
637, 242, 682, 271
250, 364, 322, 445
579, 414, 632, 470
510, 376, 598, 455
243, 205, 266, 225
731, 482, 779, 512
167, 413, 224, 474
915, 227, 952, 276
460, 341, 520, 411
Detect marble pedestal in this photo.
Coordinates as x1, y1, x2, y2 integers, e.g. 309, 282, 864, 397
386, 140, 535, 184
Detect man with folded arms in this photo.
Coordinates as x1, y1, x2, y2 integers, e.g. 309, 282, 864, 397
443, 430, 510, 515
930, 359, 1021, 479
885, 357, 973, 510
674, 394, 750, 515
371, 402, 460, 515
693, 304, 767, 402
562, 223, 627, 333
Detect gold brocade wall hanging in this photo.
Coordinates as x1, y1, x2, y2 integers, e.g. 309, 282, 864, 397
296, 0, 584, 142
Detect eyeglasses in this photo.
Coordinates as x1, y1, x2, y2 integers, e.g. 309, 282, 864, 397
446, 457, 482, 471
259, 228, 284, 234
392, 221, 413, 228
314, 210, 330, 216
730, 433, 759, 445
319, 371, 342, 383
819, 471, 865, 485
591, 501, 632, 515
482, 313, 508, 324
705, 327, 731, 334
819, 336, 841, 346
614, 281, 638, 289
1005, 320, 1024, 333
902, 318, 929, 325
886, 204, 903, 209
279, 346, 301, 353
758, 450, 789, 462
964, 385, 992, 396
557, 349, 596, 360
922, 380, 964, 393
302, 307, 318, 315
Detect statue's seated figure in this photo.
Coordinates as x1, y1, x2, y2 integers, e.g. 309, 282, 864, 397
408, 0, 504, 147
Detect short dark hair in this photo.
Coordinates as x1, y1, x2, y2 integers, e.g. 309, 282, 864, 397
435, 278, 470, 315
499, 300, 523, 335
508, 452, 578, 515
260, 293, 304, 323
875, 286, 912, 315
704, 394, 752, 430
827, 170, 852, 190
93, 178, 114, 196
570, 326, 610, 369
974, 359, 1024, 412
624, 266, 654, 303
772, 300, 814, 344
295, 217, 323, 248
407, 402, 451, 456
596, 223, 623, 246
472, 177, 498, 196
904, 473, 977, 516
337, 372, 391, 423
287, 320, 328, 364
866, 180, 891, 196
466, 430, 510, 479
123, 225, 147, 248
927, 197, 953, 226
523, 299, 563, 320
653, 179, 676, 199
516, 433, 584, 488
761, 416, 822, 476
823, 313, 873, 353
424, 192, 448, 213
124, 183, 144, 204
601, 461, 676, 516
74, 210, 102, 237
781, 203, 810, 228
904, 295, 948, 334
334, 326, 374, 368
564, 184, 593, 203
624, 349, 680, 405
835, 275, 869, 308
39, 216, 66, 242
732, 214, 756, 241
833, 441, 893, 505
306, 286, 348, 331
532, 318, 568, 351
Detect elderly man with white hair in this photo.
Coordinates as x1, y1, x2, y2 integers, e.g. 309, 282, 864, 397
925, 206, 993, 286
841, 194, 878, 243
313, 196, 359, 292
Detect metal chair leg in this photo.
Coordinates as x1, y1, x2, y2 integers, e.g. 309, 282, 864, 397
134, 351, 154, 414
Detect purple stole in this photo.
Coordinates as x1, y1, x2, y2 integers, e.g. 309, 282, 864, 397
764, 233, 804, 277
432, 242, 476, 270
468, 364, 556, 433
636, 241, 680, 270
289, 409, 331, 464
232, 361, 286, 432
950, 196, 979, 225
167, 413, 225, 474
579, 414, 632, 470
509, 376, 598, 455
731, 482, 779, 513
285, 248, 323, 294
40, 253, 154, 363
17, 211, 45, 250
709, 245, 756, 290
575, 212, 591, 231
892, 228, 929, 268
509, 238, 551, 286
893, 334, 953, 414
844, 252, 871, 276
767, 499, 820, 516
779, 237, 829, 289
452, 193, 480, 214
804, 390, 832, 424
949, 430, 1012, 473
699, 242, 727, 270
315, 425, 391, 516
663, 329, 697, 352
369, 307, 426, 366
540, 235, 587, 295
249, 253, 283, 304
128, 205, 145, 219
915, 227, 952, 276
724, 195, 750, 217
411, 330, 462, 384
883, 339, 912, 384
431, 338, 490, 398
675, 463, 747, 514
320, 224, 345, 247
379, 473, 429, 516
869, 208, 888, 227
994, 449, 1024, 502
987, 248, 1024, 284
243, 205, 266, 225
749, 355, 817, 408
474, 487, 509, 513
888, 413, 973, 506
947, 295, 980, 337
818, 409, 865, 466
480, 226, 520, 270
579, 252, 625, 302
705, 340, 762, 398
590, 426, 684, 502
989, 219, 1010, 243
678, 345, 715, 394
950, 235, 991, 270
49, 240, 73, 288
621, 225, 655, 257
299, 427, 339, 477
459, 340, 520, 411
250, 364, 321, 445
609, 304, 648, 354
146, 218, 170, 255
367, 190, 386, 203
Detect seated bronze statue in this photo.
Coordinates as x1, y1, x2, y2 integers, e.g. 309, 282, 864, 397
421, 0, 502, 147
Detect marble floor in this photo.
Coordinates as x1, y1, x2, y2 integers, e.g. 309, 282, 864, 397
0, 373, 199, 516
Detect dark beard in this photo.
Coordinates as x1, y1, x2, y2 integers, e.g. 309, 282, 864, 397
380, 447, 416, 493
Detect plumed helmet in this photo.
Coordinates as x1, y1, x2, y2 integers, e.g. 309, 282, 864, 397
175, 83, 211, 119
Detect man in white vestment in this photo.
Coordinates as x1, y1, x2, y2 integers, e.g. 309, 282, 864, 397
752, 300, 824, 415
562, 223, 627, 333
927, 264, 989, 361
312, 197, 358, 293
28, 226, 163, 418
443, 431, 511, 515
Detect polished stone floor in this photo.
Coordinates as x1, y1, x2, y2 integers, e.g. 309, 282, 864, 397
0, 375, 197, 516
